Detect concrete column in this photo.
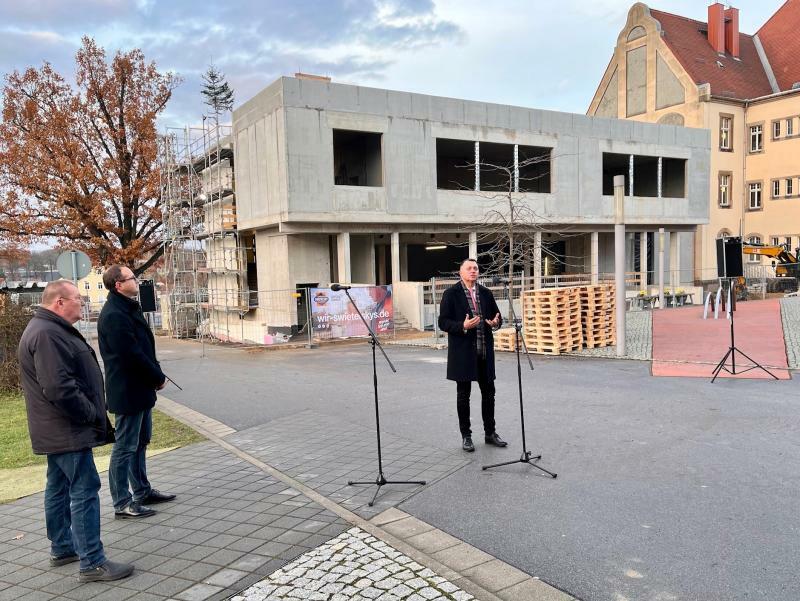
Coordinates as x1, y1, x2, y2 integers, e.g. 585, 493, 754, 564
368, 235, 376, 285
533, 231, 542, 289
590, 231, 599, 285
658, 228, 665, 308
639, 232, 648, 291
614, 175, 626, 357
391, 232, 400, 286
337, 232, 351, 284
669, 232, 680, 287
468, 232, 478, 260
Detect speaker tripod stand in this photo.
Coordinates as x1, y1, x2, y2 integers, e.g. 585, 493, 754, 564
338, 286, 426, 506
711, 279, 778, 383
482, 281, 557, 478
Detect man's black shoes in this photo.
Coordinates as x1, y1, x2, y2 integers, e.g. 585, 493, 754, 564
141, 489, 176, 505
485, 432, 508, 447
79, 560, 134, 582
462, 437, 475, 452
50, 553, 79, 567
114, 502, 155, 519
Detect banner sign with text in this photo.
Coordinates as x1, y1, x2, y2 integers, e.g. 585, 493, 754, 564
310, 286, 393, 338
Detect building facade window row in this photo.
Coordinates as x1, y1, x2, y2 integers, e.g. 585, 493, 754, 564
771, 116, 797, 140
770, 176, 798, 199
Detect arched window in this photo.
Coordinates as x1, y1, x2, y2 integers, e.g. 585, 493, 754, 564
627, 26, 646, 41
717, 229, 732, 239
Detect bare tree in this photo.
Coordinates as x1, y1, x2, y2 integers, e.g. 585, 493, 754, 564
443, 152, 584, 285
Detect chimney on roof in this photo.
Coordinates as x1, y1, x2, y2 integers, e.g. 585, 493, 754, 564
724, 6, 740, 58
707, 3, 726, 54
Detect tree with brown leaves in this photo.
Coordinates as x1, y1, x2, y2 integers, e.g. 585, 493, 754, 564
0, 37, 180, 275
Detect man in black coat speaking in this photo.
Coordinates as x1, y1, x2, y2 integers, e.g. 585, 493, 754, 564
438, 258, 508, 452
98, 265, 174, 519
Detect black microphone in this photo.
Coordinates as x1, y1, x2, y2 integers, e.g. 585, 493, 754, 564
330, 283, 351, 291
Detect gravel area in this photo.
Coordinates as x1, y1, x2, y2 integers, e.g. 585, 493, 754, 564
231, 527, 474, 601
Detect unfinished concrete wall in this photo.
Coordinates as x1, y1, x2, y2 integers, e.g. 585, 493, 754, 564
288, 234, 331, 287
349, 234, 375, 284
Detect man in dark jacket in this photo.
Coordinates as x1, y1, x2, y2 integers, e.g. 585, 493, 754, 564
18, 280, 134, 582
98, 265, 173, 519
438, 258, 508, 452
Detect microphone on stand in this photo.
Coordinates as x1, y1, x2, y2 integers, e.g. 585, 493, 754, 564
330, 283, 352, 291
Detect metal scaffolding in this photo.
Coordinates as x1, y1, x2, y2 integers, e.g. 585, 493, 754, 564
160, 119, 247, 341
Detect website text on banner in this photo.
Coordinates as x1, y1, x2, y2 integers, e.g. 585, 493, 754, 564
310, 286, 393, 339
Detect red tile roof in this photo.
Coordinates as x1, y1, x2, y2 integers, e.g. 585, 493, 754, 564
757, 0, 800, 91
650, 8, 774, 100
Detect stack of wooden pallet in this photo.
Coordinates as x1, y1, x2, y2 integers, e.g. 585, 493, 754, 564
521, 288, 582, 355
578, 284, 616, 348
493, 327, 521, 352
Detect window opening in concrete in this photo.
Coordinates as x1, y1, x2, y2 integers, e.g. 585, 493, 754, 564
436, 138, 476, 190
241, 233, 258, 308
602, 153, 630, 195
518, 146, 551, 193
661, 158, 686, 197
479, 142, 514, 191
333, 129, 383, 186
632, 155, 659, 197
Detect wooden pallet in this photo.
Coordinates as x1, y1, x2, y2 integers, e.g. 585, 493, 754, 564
493, 328, 521, 352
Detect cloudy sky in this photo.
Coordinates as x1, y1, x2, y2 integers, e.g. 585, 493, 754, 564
0, 0, 785, 126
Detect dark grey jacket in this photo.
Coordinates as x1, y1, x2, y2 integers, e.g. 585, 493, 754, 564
17, 308, 111, 455
98, 290, 165, 415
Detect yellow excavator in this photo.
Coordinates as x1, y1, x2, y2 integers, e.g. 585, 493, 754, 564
738, 242, 800, 295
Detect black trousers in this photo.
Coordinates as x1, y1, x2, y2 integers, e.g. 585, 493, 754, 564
456, 357, 496, 438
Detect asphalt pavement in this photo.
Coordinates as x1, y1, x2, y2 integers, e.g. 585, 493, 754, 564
150, 337, 800, 601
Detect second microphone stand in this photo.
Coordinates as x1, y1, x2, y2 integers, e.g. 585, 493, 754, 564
482, 281, 557, 478
342, 286, 426, 506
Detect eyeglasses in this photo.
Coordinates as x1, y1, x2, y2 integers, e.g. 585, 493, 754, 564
60, 296, 84, 304
117, 276, 138, 283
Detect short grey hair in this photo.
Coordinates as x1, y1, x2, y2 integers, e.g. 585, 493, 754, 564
41, 280, 78, 306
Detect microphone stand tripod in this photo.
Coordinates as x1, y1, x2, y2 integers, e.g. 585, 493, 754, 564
483, 281, 557, 478
711, 279, 778, 383
342, 287, 426, 506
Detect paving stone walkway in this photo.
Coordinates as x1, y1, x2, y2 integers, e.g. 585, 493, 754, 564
780, 297, 800, 369
226, 410, 469, 519
0, 443, 349, 601
231, 528, 474, 601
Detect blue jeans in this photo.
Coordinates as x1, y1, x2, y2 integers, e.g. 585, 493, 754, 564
109, 409, 152, 510
45, 450, 106, 571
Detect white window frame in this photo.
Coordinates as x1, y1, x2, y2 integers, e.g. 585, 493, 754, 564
749, 182, 762, 209
773, 121, 781, 139
84, 282, 90, 290
772, 180, 781, 198
748, 235, 762, 262
787, 118, 794, 137
750, 125, 763, 152
718, 173, 730, 207
719, 116, 732, 150
787, 178, 794, 196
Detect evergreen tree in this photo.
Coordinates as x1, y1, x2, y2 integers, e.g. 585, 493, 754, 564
200, 64, 234, 115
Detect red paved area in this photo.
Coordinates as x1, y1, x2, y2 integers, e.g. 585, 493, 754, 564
651, 299, 791, 379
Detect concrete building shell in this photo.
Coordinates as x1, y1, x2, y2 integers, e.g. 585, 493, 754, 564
224, 76, 709, 342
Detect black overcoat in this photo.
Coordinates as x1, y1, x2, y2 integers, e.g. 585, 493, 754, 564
438, 281, 502, 382
98, 290, 166, 415
18, 308, 112, 455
